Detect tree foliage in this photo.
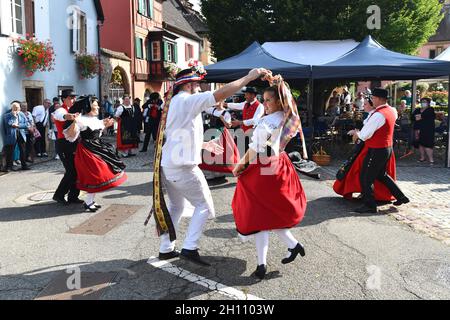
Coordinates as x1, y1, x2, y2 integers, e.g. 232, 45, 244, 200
201, 0, 444, 61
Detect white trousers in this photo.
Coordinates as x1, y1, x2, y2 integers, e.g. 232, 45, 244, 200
255, 230, 299, 266
159, 166, 215, 253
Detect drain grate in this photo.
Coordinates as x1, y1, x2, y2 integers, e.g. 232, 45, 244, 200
68, 204, 143, 235
35, 271, 117, 300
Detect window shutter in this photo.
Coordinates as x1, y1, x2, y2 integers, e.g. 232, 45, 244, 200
0, 0, 13, 36
163, 41, 168, 61
71, 9, 79, 53
135, 37, 143, 59
149, 0, 154, 19
174, 44, 178, 63
146, 40, 151, 61
24, 0, 35, 36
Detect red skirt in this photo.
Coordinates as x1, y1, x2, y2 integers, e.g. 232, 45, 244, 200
333, 145, 396, 201
199, 128, 240, 173
232, 152, 307, 235
75, 143, 128, 193
116, 119, 138, 151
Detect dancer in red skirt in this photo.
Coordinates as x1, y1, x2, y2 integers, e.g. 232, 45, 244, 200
64, 97, 127, 212
200, 103, 240, 175
334, 97, 397, 202
232, 78, 307, 280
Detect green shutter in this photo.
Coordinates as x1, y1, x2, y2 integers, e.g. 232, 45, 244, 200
163, 41, 168, 61
147, 41, 151, 61
136, 37, 143, 59
149, 0, 154, 19
174, 44, 178, 63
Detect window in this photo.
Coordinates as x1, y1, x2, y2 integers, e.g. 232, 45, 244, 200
429, 49, 436, 59
185, 43, 194, 61
138, 0, 154, 19
71, 9, 87, 53
151, 41, 161, 61
135, 37, 144, 59
11, 0, 25, 35
164, 41, 177, 63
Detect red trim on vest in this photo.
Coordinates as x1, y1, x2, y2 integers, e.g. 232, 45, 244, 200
365, 105, 396, 149
242, 100, 260, 132
55, 104, 69, 140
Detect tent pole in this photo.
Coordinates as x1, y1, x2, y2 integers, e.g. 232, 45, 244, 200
412, 80, 417, 112
393, 82, 397, 107
307, 78, 314, 128
447, 76, 450, 168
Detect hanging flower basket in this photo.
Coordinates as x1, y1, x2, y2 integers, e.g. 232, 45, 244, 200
16, 36, 56, 77
164, 62, 180, 80
75, 53, 102, 79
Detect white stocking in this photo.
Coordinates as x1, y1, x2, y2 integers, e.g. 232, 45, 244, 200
255, 231, 269, 266
85, 193, 96, 205
273, 229, 299, 249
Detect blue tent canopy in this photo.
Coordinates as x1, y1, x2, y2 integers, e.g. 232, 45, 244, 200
312, 36, 450, 80
204, 42, 311, 82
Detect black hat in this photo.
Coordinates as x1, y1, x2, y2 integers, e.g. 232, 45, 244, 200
69, 95, 92, 114
420, 97, 432, 104
242, 87, 258, 94
53, 97, 60, 103
60, 89, 78, 99
371, 88, 389, 99
150, 92, 161, 101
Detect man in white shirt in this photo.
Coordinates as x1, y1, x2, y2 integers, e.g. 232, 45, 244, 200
32, 99, 51, 157
157, 67, 269, 266
225, 87, 265, 131
348, 88, 408, 214
353, 92, 365, 112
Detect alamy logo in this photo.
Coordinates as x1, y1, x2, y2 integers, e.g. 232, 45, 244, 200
366, 265, 382, 290
66, 267, 81, 290
367, 5, 381, 30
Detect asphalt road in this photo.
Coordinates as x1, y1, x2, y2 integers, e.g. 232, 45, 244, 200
0, 155, 449, 300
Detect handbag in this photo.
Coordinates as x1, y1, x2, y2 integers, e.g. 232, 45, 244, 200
32, 128, 41, 139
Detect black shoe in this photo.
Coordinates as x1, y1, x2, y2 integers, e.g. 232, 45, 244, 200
282, 243, 306, 265
140, 149, 147, 153
253, 265, 267, 280
53, 195, 68, 206
354, 205, 378, 214
394, 197, 410, 206
83, 202, 98, 212
180, 249, 211, 266
159, 250, 180, 261
68, 198, 84, 204
21, 166, 31, 171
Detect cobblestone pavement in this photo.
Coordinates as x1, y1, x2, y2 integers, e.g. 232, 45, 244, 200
320, 164, 450, 245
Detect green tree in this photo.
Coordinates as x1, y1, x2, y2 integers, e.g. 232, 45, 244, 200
201, 0, 444, 60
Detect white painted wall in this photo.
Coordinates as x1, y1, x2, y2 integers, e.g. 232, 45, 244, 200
0, 0, 100, 150
174, 34, 200, 70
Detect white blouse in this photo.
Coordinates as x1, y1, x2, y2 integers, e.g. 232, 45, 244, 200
64, 115, 105, 142
249, 111, 284, 155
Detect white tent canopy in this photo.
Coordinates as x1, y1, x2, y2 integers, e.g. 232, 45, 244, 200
435, 46, 450, 61
262, 39, 359, 65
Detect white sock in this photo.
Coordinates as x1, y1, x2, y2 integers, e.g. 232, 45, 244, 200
274, 229, 299, 250
85, 193, 96, 206
255, 231, 269, 266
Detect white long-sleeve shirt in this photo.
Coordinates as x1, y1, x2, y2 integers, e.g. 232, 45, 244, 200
205, 107, 232, 125
357, 105, 398, 141
161, 91, 217, 168
227, 100, 265, 128
32, 105, 49, 126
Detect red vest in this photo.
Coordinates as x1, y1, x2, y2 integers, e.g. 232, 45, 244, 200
55, 104, 69, 140
365, 105, 396, 149
242, 100, 260, 132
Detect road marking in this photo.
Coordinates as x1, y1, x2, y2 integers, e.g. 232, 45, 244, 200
147, 257, 263, 300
